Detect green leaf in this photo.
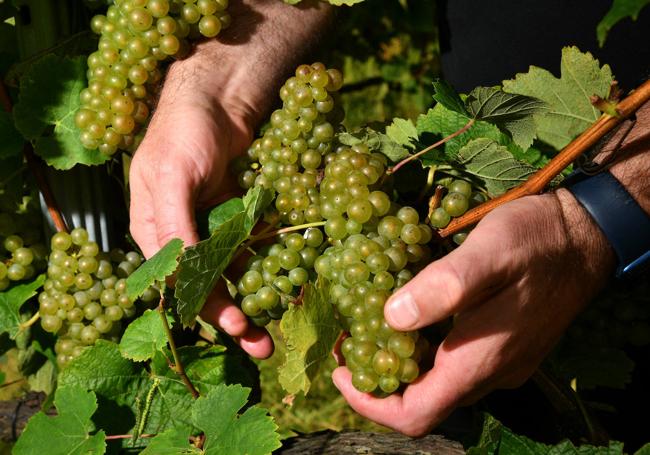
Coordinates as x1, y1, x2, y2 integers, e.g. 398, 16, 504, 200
597, 0, 650, 46
126, 238, 183, 301
416, 104, 503, 165
465, 86, 548, 150
468, 413, 625, 455
59, 341, 258, 442
635, 443, 650, 455
0, 110, 23, 159
140, 428, 199, 455
432, 79, 468, 115
455, 138, 536, 196
12, 55, 108, 169
385, 117, 418, 148
27, 360, 56, 395
0, 274, 45, 339
337, 127, 410, 162
175, 186, 272, 326
192, 384, 281, 455
208, 197, 244, 233
119, 309, 170, 362
502, 46, 613, 151
278, 282, 341, 395
13, 385, 106, 455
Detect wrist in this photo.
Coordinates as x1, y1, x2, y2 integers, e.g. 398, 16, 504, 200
553, 188, 616, 282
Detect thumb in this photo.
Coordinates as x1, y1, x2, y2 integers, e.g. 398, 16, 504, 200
152, 169, 200, 256
384, 229, 508, 330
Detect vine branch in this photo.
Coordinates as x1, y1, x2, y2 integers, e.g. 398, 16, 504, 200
438, 79, 650, 238
157, 295, 199, 399
0, 79, 68, 233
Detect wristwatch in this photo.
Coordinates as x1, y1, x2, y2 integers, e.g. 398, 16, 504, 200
565, 170, 650, 278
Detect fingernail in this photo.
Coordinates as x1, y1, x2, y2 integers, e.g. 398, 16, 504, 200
386, 292, 419, 329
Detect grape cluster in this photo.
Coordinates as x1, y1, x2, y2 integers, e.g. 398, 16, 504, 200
237, 62, 344, 226
427, 179, 487, 245
37, 228, 156, 367
0, 211, 47, 291
76, 0, 230, 154
314, 148, 433, 393
232, 63, 438, 394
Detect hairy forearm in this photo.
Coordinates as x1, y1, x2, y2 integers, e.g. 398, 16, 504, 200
159, 0, 334, 126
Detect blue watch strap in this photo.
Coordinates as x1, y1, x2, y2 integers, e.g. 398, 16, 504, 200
566, 170, 650, 277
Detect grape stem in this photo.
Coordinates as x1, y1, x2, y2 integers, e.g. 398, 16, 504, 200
0, 79, 69, 233
19, 312, 41, 331
438, 78, 650, 238
247, 221, 326, 244
388, 118, 476, 174
105, 434, 155, 441
157, 295, 199, 399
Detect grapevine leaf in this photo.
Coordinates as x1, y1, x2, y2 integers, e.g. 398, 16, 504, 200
0, 110, 23, 159
175, 186, 272, 327
455, 138, 536, 196
465, 86, 548, 150
13, 385, 106, 455
140, 428, 199, 455
12, 54, 108, 169
385, 117, 418, 148
502, 46, 613, 151
635, 443, 650, 455
278, 282, 341, 395
0, 274, 45, 339
597, 0, 650, 46
192, 384, 281, 455
126, 238, 183, 301
27, 359, 56, 395
337, 127, 409, 162
468, 414, 625, 455
208, 197, 244, 233
416, 105, 504, 165
432, 79, 468, 115
119, 309, 171, 362
59, 341, 257, 444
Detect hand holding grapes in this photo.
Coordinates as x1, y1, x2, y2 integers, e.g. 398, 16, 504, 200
333, 191, 616, 436
128, 0, 333, 358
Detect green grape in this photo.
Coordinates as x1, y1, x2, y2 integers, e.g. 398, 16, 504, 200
388, 333, 416, 358
429, 207, 451, 229
105, 305, 124, 321
256, 286, 279, 310
7, 263, 25, 281
378, 375, 400, 394
351, 369, 379, 393
80, 325, 100, 345
13, 247, 34, 266
448, 179, 472, 198
4, 235, 23, 252
288, 267, 308, 286
84, 302, 102, 320
41, 315, 62, 333
442, 192, 469, 217
241, 294, 262, 317
240, 270, 263, 294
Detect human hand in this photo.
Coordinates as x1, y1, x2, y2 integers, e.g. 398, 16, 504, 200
332, 191, 615, 436
129, 62, 273, 358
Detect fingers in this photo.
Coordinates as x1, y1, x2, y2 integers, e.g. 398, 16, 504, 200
384, 226, 509, 331
236, 326, 274, 359
200, 282, 274, 359
332, 358, 469, 437
200, 282, 249, 337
